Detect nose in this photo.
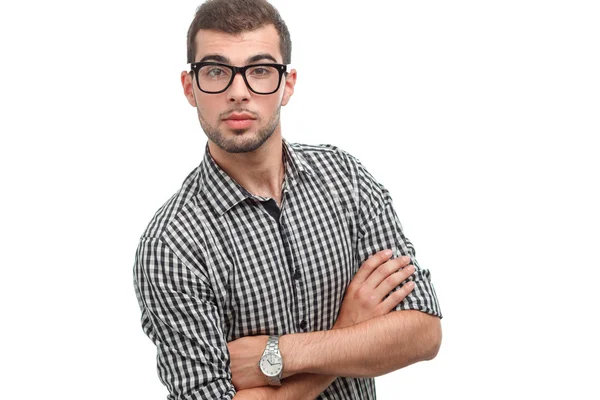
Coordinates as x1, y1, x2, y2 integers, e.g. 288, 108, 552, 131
227, 71, 251, 103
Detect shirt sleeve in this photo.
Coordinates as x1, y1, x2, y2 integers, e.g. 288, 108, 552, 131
133, 236, 236, 400
339, 148, 443, 318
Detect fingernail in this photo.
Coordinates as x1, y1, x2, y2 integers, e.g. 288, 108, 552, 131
408, 281, 415, 287
403, 256, 411, 263
384, 249, 393, 257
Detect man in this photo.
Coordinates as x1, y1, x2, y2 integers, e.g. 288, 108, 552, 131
133, 0, 443, 398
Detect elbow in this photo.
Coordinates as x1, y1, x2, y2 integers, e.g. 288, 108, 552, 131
423, 317, 442, 361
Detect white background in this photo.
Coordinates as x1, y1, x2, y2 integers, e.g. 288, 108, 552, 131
1, 0, 598, 399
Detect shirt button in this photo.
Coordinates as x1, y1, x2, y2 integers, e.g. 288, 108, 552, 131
293, 270, 301, 280
300, 320, 308, 330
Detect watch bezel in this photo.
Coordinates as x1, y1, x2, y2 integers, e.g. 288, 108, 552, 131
259, 352, 283, 376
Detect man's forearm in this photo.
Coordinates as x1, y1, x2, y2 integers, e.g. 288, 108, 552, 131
280, 310, 442, 378
234, 373, 336, 400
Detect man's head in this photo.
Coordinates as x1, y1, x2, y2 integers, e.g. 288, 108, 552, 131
181, 0, 296, 154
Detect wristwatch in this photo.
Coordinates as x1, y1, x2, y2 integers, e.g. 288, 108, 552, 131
258, 335, 284, 386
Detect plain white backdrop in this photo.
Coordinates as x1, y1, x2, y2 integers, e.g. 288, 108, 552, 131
1, 1, 599, 399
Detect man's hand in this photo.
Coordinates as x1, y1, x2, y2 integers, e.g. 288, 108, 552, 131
227, 335, 271, 391
333, 250, 415, 330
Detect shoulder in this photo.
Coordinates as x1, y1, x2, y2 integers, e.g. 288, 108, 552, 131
138, 166, 202, 241
288, 141, 363, 179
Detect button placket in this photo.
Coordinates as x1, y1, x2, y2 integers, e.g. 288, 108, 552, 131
279, 199, 306, 333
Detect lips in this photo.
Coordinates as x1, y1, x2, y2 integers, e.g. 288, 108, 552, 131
224, 113, 256, 121
223, 112, 256, 129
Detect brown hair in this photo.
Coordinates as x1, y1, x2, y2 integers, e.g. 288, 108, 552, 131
186, 0, 292, 64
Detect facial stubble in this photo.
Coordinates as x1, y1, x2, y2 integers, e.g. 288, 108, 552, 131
195, 99, 282, 154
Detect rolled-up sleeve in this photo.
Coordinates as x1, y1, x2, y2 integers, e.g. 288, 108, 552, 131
133, 237, 236, 399
339, 149, 443, 318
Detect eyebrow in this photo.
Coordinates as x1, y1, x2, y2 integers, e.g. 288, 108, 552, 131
197, 53, 279, 64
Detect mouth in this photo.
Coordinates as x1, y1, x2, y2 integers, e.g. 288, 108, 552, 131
223, 113, 256, 130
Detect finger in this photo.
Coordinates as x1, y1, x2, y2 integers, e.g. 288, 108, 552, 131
379, 280, 415, 314
352, 250, 393, 284
364, 255, 411, 290
374, 263, 415, 300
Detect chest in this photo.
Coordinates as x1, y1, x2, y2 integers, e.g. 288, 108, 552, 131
204, 183, 357, 341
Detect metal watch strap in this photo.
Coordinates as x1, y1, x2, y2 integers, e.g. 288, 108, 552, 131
265, 335, 281, 356
263, 335, 282, 386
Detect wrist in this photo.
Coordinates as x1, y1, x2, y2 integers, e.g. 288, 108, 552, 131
278, 332, 308, 378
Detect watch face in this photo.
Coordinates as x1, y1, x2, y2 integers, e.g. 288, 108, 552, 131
259, 353, 283, 376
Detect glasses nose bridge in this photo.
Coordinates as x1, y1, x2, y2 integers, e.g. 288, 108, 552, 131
228, 65, 249, 90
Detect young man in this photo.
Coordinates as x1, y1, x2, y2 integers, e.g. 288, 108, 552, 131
133, 0, 443, 399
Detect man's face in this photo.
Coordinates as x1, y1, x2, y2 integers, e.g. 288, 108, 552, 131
181, 24, 296, 154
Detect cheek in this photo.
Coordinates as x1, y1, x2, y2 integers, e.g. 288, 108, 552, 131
261, 96, 283, 115
197, 97, 221, 119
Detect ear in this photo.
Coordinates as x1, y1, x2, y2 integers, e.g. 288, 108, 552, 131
281, 69, 297, 106
181, 71, 197, 107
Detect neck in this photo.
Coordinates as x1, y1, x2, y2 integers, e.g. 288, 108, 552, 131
207, 131, 285, 202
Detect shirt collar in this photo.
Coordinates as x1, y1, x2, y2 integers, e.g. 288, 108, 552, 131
198, 137, 314, 216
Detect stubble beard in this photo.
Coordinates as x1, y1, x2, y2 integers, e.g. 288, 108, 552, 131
197, 105, 281, 154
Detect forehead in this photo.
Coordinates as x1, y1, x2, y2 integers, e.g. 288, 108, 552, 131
194, 24, 282, 64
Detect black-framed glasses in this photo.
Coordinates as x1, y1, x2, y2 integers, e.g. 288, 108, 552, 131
190, 62, 289, 95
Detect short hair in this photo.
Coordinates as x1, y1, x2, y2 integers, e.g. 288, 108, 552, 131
186, 0, 292, 64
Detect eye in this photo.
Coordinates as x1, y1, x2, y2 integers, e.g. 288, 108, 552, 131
208, 68, 225, 77
248, 66, 274, 77
201, 66, 230, 78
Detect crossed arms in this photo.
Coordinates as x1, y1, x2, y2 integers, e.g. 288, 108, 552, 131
229, 240, 442, 398
134, 237, 442, 400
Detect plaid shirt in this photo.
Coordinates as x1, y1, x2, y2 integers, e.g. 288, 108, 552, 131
133, 138, 442, 399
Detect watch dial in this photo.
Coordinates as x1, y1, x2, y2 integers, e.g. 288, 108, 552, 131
260, 353, 282, 376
